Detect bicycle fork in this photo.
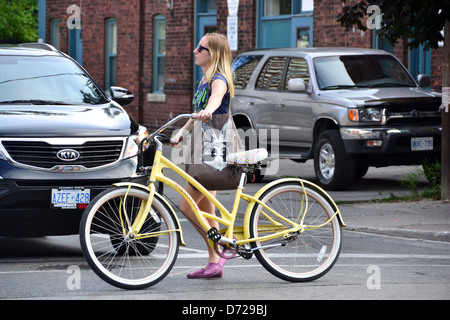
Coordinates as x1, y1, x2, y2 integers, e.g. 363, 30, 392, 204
120, 184, 159, 237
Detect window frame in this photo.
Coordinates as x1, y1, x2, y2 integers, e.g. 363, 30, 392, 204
105, 18, 117, 92
153, 15, 166, 93
50, 19, 61, 50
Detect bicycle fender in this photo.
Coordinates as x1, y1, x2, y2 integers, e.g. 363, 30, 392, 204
112, 182, 186, 246
243, 178, 346, 239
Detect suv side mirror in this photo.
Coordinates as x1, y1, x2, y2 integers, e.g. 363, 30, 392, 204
287, 79, 308, 93
417, 74, 431, 88
110, 86, 134, 106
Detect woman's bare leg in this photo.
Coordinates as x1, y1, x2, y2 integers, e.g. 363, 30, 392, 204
179, 182, 221, 264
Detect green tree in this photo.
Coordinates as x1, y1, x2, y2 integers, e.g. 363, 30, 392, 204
0, 0, 38, 43
338, 0, 450, 200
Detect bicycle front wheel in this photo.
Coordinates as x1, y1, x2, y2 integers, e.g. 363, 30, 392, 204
80, 187, 180, 290
249, 181, 342, 282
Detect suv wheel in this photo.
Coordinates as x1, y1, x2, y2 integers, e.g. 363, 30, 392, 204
314, 130, 355, 190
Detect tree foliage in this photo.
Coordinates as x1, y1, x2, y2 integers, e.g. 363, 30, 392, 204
337, 0, 450, 49
0, 0, 38, 44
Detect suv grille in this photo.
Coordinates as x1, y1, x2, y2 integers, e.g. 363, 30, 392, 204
2, 139, 124, 170
379, 98, 441, 126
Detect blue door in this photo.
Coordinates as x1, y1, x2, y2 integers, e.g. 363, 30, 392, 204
68, 27, 82, 65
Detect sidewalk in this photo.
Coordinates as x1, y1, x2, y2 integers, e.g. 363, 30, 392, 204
337, 199, 450, 242
262, 159, 450, 242
163, 150, 450, 243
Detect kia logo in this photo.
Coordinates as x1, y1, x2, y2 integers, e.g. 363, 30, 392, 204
57, 149, 80, 161
411, 110, 421, 117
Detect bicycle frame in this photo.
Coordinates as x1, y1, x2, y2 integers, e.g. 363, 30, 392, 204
114, 114, 346, 250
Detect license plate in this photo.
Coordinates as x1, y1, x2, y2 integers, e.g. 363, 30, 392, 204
51, 187, 90, 209
411, 137, 433, 151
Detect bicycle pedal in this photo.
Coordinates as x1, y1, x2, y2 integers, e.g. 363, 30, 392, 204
207, 227, 221, 243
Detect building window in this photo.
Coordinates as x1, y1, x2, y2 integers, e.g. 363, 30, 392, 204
258, 0, 313, 48
153, 15, 166, 93
105, 18, 117, 91
264, 0, 296, 16
296, 27, 310, 48
50, 19, 60, 50
197, 0, 217, 13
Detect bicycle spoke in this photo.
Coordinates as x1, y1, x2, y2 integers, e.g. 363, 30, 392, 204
80, 187, 179, 289
250, 181, 341, 282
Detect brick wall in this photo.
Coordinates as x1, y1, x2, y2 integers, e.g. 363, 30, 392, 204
46, 0, 443, 129
313, 0, 372, 48
216, 0, 257, 58
46, 0, 142, 120
146, 0, 195, 128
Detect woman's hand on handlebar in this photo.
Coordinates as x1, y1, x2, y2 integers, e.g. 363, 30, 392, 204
170, 133, 184, 148
193, 110, 212, 122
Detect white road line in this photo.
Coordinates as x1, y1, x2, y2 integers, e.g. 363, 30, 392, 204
172, 253, 450, 259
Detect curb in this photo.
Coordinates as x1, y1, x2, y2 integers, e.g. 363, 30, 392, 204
345, 226, 450, 243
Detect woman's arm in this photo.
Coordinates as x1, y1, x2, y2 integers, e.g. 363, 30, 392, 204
171, 78, 227, 145
195, 78, 227, 122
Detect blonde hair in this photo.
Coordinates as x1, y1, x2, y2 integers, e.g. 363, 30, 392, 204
204, 32, 235, 98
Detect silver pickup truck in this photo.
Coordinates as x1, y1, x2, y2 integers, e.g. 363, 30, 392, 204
231, 47, 441, 190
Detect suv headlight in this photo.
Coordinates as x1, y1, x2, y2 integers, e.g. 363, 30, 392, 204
348, 108, 382, 122
124, 125, 149, 159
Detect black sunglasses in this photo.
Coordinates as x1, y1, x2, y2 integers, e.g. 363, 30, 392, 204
196, 44, 210, 53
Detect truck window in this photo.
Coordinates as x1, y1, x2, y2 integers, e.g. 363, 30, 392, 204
232, 55, 263, 89
284, 57, 309, 90
256, 56, 287, 91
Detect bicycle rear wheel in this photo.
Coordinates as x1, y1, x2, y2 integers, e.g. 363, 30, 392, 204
249, 181, 342, 282
80, 187, 179, 290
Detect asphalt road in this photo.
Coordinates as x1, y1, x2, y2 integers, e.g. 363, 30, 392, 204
1, 161, 449, 301
0, 219, 449, 301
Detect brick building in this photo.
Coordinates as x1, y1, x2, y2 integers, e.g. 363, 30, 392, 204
39, 0, 443, 128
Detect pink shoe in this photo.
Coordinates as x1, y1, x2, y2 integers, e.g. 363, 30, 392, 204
202, 262, 224, 278
187, 258, 227, 279
187, 267, 206, 279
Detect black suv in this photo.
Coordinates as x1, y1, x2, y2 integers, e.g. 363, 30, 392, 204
0, 43, 149, 236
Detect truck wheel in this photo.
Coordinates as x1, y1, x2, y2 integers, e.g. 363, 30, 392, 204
313, 130, 356, 190
355, 159, 369, 179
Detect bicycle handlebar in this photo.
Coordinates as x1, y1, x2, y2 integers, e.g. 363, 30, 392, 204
150, 113, 195, 138
137, 114, 195, 172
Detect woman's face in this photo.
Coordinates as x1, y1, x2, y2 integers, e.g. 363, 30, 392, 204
194, 36, 211, 67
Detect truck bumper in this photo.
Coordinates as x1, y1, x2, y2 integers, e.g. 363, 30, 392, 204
340, 125, 441, 162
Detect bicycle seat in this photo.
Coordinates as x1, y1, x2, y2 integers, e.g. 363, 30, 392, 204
226, 148, 268, 165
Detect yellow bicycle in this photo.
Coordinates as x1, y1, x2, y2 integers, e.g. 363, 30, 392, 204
79, 114, 346, 290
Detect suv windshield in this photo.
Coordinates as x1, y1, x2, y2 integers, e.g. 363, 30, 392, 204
0, 55, 108, 105
314, 54, 416, 90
